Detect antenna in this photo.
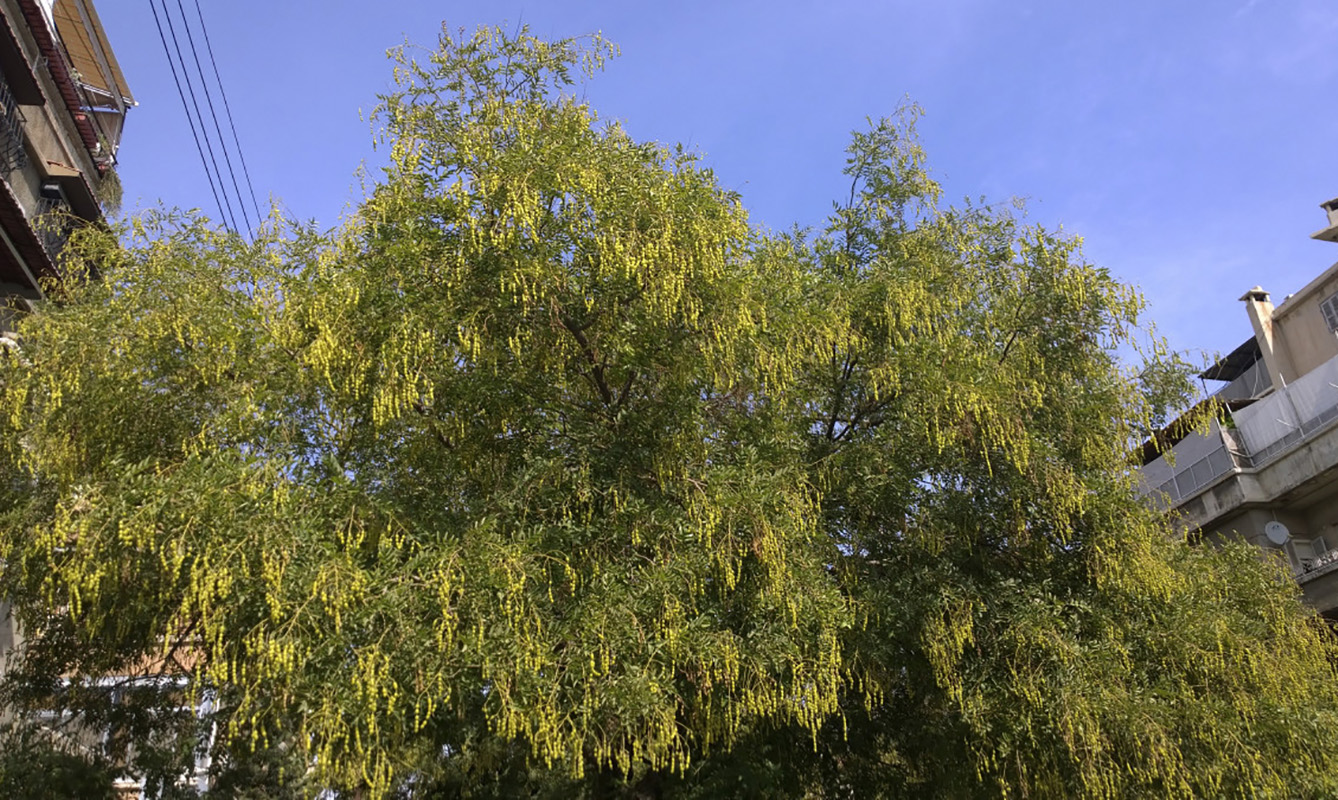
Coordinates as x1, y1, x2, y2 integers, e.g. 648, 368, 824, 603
1265, 520, 1291, 546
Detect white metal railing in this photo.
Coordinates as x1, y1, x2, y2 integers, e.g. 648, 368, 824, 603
1245, 401, 1338, 466
1302, 548, 1338, 574
1148, 437, 1247, 507
1234, 353, 1338, 465
1141, 353, 1338, 507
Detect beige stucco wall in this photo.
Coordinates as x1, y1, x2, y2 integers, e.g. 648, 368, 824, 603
1272, 267, 1338, 381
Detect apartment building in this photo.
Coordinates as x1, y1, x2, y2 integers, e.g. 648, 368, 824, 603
1138, 199, 1338, 619
0, 0, 130, 339
0, 0, 133, 650
0, 1, 141, 793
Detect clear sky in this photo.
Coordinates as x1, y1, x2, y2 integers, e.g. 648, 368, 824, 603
99, 0, 1338, 371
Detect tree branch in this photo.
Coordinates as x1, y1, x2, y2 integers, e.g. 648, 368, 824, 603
559, 312, 614, 406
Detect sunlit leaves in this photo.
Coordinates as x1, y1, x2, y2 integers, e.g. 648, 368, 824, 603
2, 22, 1337, 800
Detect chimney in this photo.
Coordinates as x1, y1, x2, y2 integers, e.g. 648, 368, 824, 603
1311, 197, 1338, 243
1240, 286, 1294, 388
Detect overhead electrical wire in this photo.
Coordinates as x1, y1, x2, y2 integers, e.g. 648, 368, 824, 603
190, 0, 263, 227
154, 0, 238, 233
172, 0, 251, 234
148, 0, 261, 237
148, 0, 229, 230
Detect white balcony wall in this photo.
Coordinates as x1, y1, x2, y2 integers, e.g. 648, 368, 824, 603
1213, 358, 1271, 402
1233, 352, 1338, 458
1139, 419, 1235, 498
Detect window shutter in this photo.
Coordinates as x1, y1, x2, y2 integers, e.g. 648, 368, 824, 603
1322, 292, 1338, 333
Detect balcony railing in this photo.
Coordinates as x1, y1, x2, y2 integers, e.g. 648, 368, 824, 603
1212, 357, 1269, 402
1141, 353, 1338, 507
1148, 429, 1249, 507
35, 196, 74, 262
1302, 548, 1338, 575
1246, 401, 1338, 466
0, 72, 27, 173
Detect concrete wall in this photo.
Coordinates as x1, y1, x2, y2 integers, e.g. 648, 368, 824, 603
1139, 420, 1232, 492
0, 295, 15, 334
1, 0, 101, 179
1274, 266, 1338, 380
1203, 507, 1316, 552
1312, 514, 1338, 554
0, 602, 19, 680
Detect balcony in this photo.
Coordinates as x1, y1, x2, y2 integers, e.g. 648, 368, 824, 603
1211, 357, 1269, 403
1140, 352, 1338, 507
45, 0, 133, 168
35, 195, 74, 262
0, 72, 27, 174
1140, 420, 1249, 507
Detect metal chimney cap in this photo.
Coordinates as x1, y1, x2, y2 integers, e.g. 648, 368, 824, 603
1239, 286, 1271, 302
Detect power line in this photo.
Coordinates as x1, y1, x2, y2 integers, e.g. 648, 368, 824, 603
153, 0, 238, 233
172, 0, 251, 235
148, 0, 227, 229
191, 0, 263, 227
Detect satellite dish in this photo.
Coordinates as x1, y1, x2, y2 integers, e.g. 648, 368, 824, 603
1265, 521, 1291, 546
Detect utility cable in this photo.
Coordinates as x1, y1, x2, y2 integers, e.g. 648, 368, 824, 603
156, 0, 238, 232
148, 0, 227, 229
173, 0, 251, 235
191, 0, 263, 227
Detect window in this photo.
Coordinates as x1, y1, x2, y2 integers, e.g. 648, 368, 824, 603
1322, 291, 1338, 333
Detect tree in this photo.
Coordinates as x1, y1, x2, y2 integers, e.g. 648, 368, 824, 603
2, 24, 1337, 799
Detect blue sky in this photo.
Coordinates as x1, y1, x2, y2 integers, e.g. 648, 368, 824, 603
99, 1, 1338, 370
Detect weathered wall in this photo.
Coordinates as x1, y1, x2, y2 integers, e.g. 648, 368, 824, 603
1274, 266, 1338, 379
1140, 420, 1231, 490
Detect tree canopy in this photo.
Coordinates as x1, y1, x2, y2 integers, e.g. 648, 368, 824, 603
2, 24, 1337, 799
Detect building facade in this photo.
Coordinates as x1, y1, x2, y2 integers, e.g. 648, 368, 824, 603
0, 0, 130, 339
0, 0, 137, 792
0, 0, 134, 651
1139, 199, 1338, 620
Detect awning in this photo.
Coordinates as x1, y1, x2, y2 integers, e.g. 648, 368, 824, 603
1199, 336, 1263, 382
51, 0, 132, 108
42, 159, 99, 220
17, 0, 99, 159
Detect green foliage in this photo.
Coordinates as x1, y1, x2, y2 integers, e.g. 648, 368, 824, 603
95, 164, 123, 219
1, 23, 1337, 799
0, 720, 116, 799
